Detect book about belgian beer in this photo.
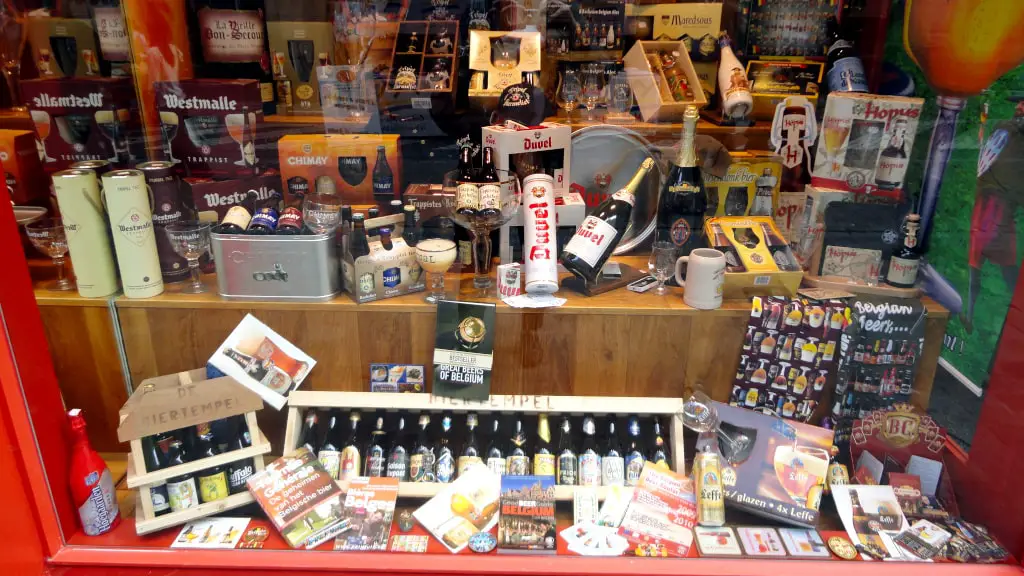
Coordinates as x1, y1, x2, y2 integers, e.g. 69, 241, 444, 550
208, 313, 316, 410
246, 447, 347, 549
432, 300, 496, 401
333, 477, 400, 552
497, 475, 557, 554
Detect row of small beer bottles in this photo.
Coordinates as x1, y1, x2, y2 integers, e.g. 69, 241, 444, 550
299, 410, 671, 486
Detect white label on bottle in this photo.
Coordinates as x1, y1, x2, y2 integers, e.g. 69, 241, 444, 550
167, 477, 199, 512
611, 189, 635, 206
479, 184, 501, 210
78, 469, 118, 536
578, 453, 601, 486
887, 256, 919, 286
198, 8, 265, 64
93, 7, 130, 61
318, 450, 341, 479
875, 154, 908, 188
456, 183, 479, 210
827, 57, 869, 93
564, 216, 617, 268
601, 456, 624, 486
487, 457, 506, 476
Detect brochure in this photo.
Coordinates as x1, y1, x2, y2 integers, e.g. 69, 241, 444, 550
616, 462, 697, 557
497, 475, 556, 553
171, 517, 250, 549
433, 300, 496, 400
832, 484, 910, 560
334, 477, 400, 551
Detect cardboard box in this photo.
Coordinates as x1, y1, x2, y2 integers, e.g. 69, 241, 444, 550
746, 60, 823, 121
187, 171, 284, 223
698, 401, 834, 527
154, 79, 266, 178
706, 215, 803, 298
774, 191, 806, 245
792, 185, 856, 272
482, 122, 571, 193
468, 30, 542, 96
22, 77, 145, 171
704, 152, 783, 218
27, 16, 100, 78
0, 129, 47, 205
626, 3, 723, 99
386, 21, 459, 97
624, 41, 707, 122
811, 93, 924, 199
277, 134, 401, 207
342, 213, 425, 303
267, 21, 334, 113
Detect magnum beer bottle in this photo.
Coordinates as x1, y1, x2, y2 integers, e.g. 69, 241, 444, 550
372, 146, 395, 204
561, 158, 656, 284
656, 105, 706, 259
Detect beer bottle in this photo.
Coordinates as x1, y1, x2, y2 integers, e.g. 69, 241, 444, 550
368, 207, 380, 220
226, 420, 255, 495
601, 417, 625, 486
649, 418, 670, 470
556, 416, 577, 486
485, 416, 506, 476
339, 411, 362, 480
578, 416, 601, 486
402, 204, 419, 248
386, 415, 409, 481
247, 207, 279, 235
458, 413, 482, 476
533, 414, 556, 477
165, 440, 199, 512
506, 417, 530, 475
624, 416, 645, 486
478, 147, 501, 219
218, 206, 251, 234
760, 222, 798, 271
350, 214, 371, 259
364, 415, 387, 477
379, 227, 394, 251
824, 16, 868, 93
410, 413, 436, 482
436, 415, 456, 483
655, 105, 706, 259
318, 410, 343, 479
389, 199, 404, 216
372, 146, 395, 204
277, 207, 305, 235
885, 214, 921, 288
142, 437, 171, 516
193, 423, 228, 503
710, 223, 746, 272
456, 146, 479, 217
299, 409, 320, 453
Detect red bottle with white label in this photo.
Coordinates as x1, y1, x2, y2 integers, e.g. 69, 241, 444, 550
67, 409, 120, 536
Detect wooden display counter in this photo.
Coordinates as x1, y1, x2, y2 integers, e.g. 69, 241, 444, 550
31, 255, 949, 453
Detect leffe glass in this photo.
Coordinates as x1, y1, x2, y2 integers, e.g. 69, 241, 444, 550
26, 218, 73, 291
441, 168, 522, 296
773, 445, 830, 507
555, 69, 580, 118
648, 241, 675, 295
302, 193, 343, 234
415, 238, 457, 304
0, 0, 26, 106
165, 222, 212, 294
580, 64, 603, 118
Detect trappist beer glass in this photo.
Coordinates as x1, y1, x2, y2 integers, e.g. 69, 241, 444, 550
302, 193, 343, 234
26, 218, 73, 291
165, 222, 212, 294
415, 238, 457, 304
556, 69, 580, 118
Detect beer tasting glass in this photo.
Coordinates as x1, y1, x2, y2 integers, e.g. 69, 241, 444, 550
648, 241, 675, 296
606, 71, 634, 120
165, 221, 212, 294
415, 238, 457, 304
302, 193, 343, 234
556, 69, 580, 118
580, 64, 604, 118
26, 217, 73, 291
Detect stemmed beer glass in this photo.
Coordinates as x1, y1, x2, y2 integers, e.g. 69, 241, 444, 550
26, 218, 73, 291
165, 222, 212, 294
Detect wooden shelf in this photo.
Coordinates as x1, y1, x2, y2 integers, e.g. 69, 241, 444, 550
125, 427, 272, 489
398, 481, 616, 501
132, 486, 256, 536
287, 391, 684, 415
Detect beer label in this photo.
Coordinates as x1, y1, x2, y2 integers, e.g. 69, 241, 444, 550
564, 216, 617, 268
887, 256, 919, 286
533, 453, 556, 476
222, 205, 252, 230
458, 239, 473, 266
373, 177, 394, 197
578, 453, 601, 486
875, 154, 908, 188
601, 456, 625, 486
436, 451, 455, 483
77, 469, 119, 535
93, 6, 130, 61
506, 455, 530, 475
611, 188, 636, 206
167, 477, 198, 512
386, 453, 409, 480
339, 446, 361, 480
557, 454, 577, 485
197, 8, 265, 64
318, 450, 341, 479
699, 470, 723, 503
228, 460, 255, 491
150, 482, 170, 513
487, 457, 507, 476
827, 57, 869, 93
410, 453, 436, 482
456, 183, 480, 210
479, 184, 501, 210
457, 456, 482, 476
250, 207, 278, 229
278, 207, 303, 229
625, 452, 644, 486
367, 452, 386, 477
198, 470, 228, 502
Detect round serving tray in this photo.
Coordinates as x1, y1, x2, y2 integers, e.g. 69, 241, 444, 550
569, 124, 665, 255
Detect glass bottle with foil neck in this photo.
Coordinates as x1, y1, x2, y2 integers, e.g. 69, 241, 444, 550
656, 105, 707, 260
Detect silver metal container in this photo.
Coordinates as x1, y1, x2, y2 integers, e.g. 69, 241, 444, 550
211, 232, 340, 302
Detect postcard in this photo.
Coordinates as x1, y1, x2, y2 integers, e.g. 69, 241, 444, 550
694, 526, 743, 557
737, 527, 787, 557
171, 517, 251, 549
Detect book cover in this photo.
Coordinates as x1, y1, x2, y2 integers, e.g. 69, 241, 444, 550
432, 300, 497, 401
616, 462, 697, 557
333, 477, 400, 551
497, 475, 556, 553
413, 463, 500, 553
246, 447, 346, 549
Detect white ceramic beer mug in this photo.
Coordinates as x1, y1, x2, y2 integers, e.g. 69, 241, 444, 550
674, 248, 726, 310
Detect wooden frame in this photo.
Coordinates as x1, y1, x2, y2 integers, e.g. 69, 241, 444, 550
283, 391, 685, 501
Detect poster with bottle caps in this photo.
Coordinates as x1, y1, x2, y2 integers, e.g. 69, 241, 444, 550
731, 295, 850, 422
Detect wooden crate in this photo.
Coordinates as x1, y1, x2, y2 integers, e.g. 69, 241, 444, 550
117, 368, 273, 535
283, 391, 685, 501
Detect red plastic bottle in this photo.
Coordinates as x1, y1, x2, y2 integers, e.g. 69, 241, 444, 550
67, 408, 120, 535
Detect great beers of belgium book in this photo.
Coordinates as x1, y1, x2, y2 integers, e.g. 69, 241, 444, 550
498, 475, 557, 554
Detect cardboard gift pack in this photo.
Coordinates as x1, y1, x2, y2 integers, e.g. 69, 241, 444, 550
266, 20, 334, 113
278, 134, 401, 207
704, 152, 783, 218
22, 77, 145, 171
625, 3, 724, 100
187, 171, 284, 223
705, 216, 804, 298
27, 15, 101, 78
342, 212, 424, 304
385, 21, 459, 98
0, 129, 47, 205
746, 60, 824, 121
623, 40, 707, 122
468, 30, 542, 97
482, 122, 571, 194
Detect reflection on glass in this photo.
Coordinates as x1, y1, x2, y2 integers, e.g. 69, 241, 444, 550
49, 35, 77, 76
30, 110, 55, 161
94, 108, 129, 163
0, 0, 27, 105
159, 111, 179, 163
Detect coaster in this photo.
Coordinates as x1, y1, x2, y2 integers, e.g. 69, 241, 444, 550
469, 531, 497, 553
390, 534, 429, 553
778, 528, 830, 558
736, 527, 787, 557
239, 526, 268, 549
827, 536, 859, 560
694, 526, 743, 557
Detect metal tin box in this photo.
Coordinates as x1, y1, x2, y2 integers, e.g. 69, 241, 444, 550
211, 233, 340, 302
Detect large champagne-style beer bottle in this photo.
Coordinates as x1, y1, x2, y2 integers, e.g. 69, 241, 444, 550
51, 169, 119, 298
102, 170, 165, 298
657, 105, 707, 259
561, 158, 655, 284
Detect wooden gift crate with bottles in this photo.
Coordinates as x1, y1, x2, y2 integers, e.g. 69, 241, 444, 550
468, 30, 542, 98
385, 21, 459, 99
623, 40, 707, 122
705, 216, 804, 299
282, 391, 685, 501
117, 368, 273, 536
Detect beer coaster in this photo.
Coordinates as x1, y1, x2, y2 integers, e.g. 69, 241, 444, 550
827, 536, 858, 560
239, 526, 268, 549
390, 534, 429, 553
468, 531, 497, 553
694, 526, 742, 557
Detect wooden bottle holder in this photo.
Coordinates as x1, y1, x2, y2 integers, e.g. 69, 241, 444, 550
117, 368, 273, 535
283, 391, 685, 502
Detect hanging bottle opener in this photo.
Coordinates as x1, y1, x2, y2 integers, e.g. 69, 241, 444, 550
770, 96, 817, 170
